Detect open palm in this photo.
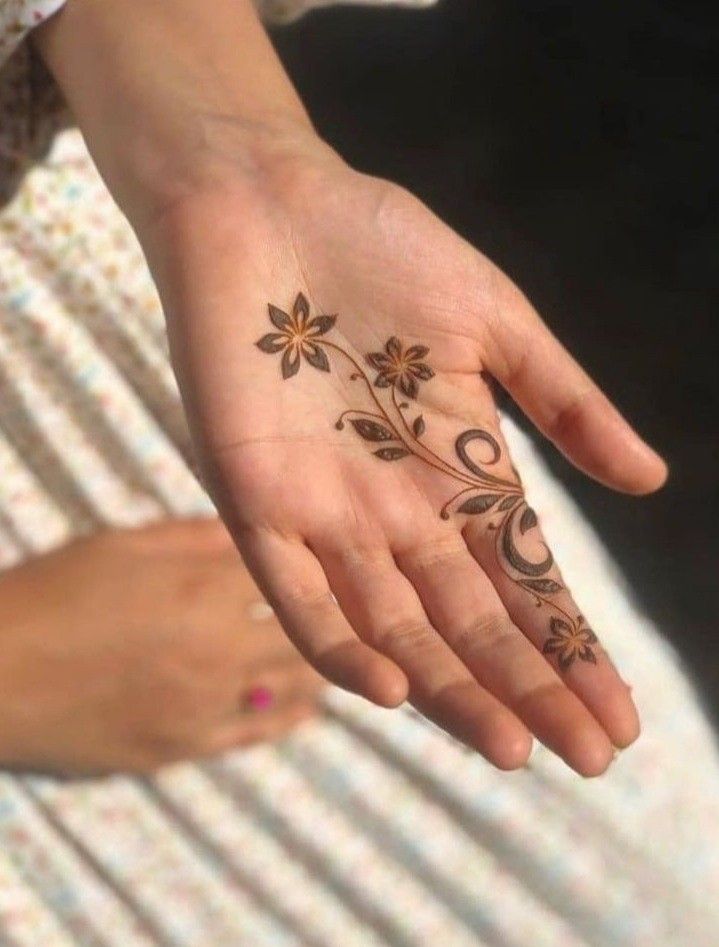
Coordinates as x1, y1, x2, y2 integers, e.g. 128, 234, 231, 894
143, 153, 666, 776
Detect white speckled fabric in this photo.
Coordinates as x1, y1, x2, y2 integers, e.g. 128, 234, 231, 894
0, 0, 69, 206
0, 127, 718, 945
0, 0, 66, 53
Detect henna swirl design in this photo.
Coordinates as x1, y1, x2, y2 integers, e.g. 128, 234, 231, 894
257, 292, 598, 671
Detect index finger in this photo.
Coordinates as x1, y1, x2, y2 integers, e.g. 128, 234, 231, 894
480, 271, 667, 495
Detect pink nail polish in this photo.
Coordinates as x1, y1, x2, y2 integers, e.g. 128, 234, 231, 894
247, 685, 274, 711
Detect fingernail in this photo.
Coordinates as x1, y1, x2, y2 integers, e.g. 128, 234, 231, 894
246, 685, 275, 711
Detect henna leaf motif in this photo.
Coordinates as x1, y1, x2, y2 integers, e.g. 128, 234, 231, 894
519, 506, 538, 534
374, 447, 410, 461
413, 415, 426, 438
498, 495, 519, 511
522, 578, 563, 595
350, 418, 395, 442
457, 493, 501, 515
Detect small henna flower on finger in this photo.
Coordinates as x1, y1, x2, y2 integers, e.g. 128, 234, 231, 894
542, 617, 599, 671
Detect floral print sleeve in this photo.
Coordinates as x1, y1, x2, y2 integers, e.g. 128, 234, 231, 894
0, 0, 66, 62
0, 0, 70, 205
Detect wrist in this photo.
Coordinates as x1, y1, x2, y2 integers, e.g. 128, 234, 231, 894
31, 0, 326, 227
114, 110, 339, 238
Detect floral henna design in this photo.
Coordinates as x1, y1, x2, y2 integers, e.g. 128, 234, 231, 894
256, 291, 337, 378
256, 292, 599, 671
367, 336, 434, 399
543, 617, 599, 671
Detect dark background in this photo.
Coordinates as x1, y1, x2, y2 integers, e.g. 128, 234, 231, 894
270, 0, 718, 722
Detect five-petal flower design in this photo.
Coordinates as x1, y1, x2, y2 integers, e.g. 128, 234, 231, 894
366, 337, 434, 399
542, 617, 598, 670
256, 292, 336, 379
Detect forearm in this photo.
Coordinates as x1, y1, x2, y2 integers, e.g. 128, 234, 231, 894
32, 0, 321, 229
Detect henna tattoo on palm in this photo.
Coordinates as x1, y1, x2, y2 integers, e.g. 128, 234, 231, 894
257, 292, 598, 671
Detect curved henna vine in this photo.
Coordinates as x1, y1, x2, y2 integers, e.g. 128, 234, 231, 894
257, 292, 598, 671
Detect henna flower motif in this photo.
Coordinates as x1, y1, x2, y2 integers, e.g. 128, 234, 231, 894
256, 292, 336, 379
366, 337, 434, 399
542, 617, 598, 670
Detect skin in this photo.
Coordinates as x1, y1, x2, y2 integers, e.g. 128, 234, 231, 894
0, 518, 322, 774
31, 0, 668, 777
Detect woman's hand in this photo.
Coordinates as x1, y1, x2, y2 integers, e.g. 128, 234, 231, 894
136, 145, 666, 778
33, 0, 666, 777
0, 518, 322, 774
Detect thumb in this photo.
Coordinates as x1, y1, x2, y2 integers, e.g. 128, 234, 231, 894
482, 280, 668, 495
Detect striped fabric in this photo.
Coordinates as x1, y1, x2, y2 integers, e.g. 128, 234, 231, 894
0, 128, 718, 947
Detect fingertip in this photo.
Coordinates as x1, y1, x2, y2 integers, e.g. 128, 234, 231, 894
593, 687, 641, 751
572, 730, 615, 778
370, 661, 410, 708
322, 641, 408, 708
542, 384, 669, 496
616, 435, 669, 495
472, 708, 534, 771
585, 442, 668, 496
490, 729, 534, 771
610, 702, 641, 750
